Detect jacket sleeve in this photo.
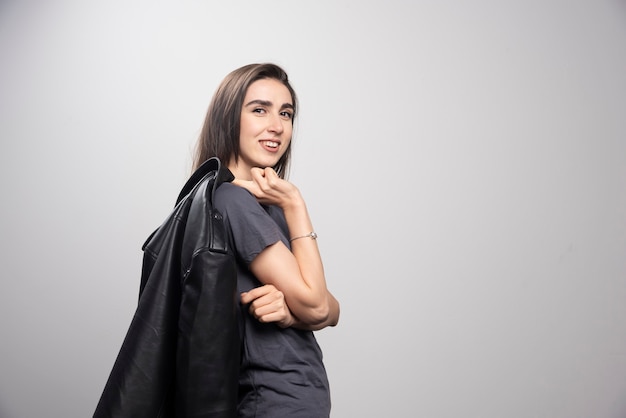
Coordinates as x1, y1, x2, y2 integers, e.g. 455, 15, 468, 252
92, 216, 186, 417
93, 160, 239, 418
176, 239, 239, 417
175, 168, 239, 417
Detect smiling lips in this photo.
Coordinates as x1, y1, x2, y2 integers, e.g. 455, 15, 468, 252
260, 140, 280, 152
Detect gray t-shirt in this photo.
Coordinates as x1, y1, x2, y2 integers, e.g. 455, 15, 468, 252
214, 182, 331, 418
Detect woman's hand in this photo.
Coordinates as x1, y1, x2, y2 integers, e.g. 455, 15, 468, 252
241, 284, 295, 328
232, 167, 302, 210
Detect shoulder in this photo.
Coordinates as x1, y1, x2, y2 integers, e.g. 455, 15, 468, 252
214, 182, 255, 207
213, 183, 285, 262
214, 183, 284, 228
213, 182, 266, 220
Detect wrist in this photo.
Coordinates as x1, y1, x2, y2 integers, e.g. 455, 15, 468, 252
278, 313, 296, 329
290, 231, 318, 243
280, 192, 306, 212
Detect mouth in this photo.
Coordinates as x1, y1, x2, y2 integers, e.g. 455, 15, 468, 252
259, 140, 280, 151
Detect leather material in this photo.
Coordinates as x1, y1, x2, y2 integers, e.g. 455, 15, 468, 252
94, 157, 239, 418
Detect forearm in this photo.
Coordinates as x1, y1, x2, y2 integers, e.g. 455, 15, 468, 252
282, 196, 326, 294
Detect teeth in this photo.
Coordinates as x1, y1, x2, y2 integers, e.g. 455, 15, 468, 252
264, 141, 279, 148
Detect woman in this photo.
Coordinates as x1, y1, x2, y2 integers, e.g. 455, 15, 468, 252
193, 63, 340, 417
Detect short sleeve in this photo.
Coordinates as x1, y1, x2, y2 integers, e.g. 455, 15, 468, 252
213, 183, 285, 265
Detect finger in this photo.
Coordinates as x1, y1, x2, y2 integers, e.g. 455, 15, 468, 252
250, 300, 282, 318
231, 178, 246, 187
263, 167, 280, 188
250, 170, 278, 197
263, 167, 278, 178
250, 168, 267, 187
250, 167, 265, 179
246, 292, 284, 319
232, 178, 257, 193
246, 290, 282, 309
256, 311, 286, 324
241, 285, 276, 304
241, 290, 259, 305
251, 299, 287, 322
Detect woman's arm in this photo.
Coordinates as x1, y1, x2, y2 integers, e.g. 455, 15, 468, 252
233, 167, 340, 327
241, 284, 339, 330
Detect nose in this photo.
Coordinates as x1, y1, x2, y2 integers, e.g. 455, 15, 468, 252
267, 112, 284, 134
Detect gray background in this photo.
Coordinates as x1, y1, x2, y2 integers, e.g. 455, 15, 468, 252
1, 1, 625, 417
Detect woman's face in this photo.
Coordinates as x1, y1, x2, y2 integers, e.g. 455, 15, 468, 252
230, 78, 294, 179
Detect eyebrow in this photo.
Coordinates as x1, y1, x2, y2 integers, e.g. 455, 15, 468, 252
244, 99, 294, 110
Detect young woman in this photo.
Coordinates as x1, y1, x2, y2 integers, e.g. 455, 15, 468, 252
193, 63, 340, 417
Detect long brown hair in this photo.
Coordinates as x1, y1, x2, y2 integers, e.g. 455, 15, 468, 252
192, 63, 298, 178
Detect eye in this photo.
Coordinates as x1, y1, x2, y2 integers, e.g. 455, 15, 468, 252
252, 108, 266, 114
280, 111, 293, 120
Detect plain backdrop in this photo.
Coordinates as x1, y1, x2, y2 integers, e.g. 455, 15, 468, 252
1, 1, 625, 417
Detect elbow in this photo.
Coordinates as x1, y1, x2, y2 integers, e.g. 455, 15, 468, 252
308, 297, 339, 327
291, 292, 339, 327
308, 303, 330, 326
328, 301, 339, 327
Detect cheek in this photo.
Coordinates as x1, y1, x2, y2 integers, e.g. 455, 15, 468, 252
240, 115, 262, 135
284, 122, 293, 137
239, 118, 251, 135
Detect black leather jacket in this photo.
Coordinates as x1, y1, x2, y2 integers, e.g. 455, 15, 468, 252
94, 157, 239, 418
